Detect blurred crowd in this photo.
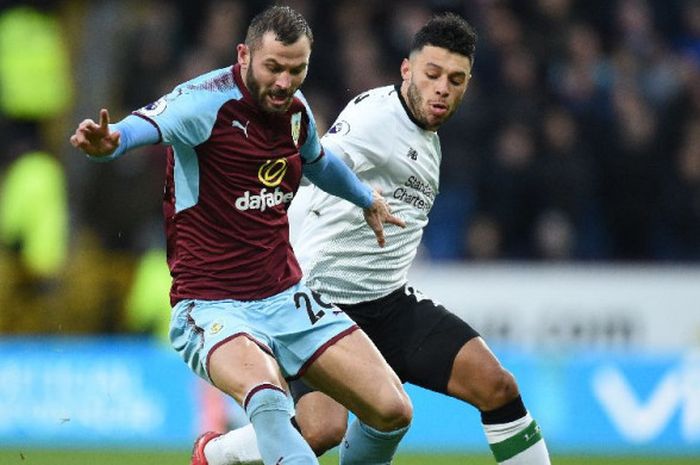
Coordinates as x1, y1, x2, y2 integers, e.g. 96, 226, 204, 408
1, 0, 700, 334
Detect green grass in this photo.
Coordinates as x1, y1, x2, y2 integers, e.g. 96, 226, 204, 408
1, 450, 698, 465
371, 456, 700, 465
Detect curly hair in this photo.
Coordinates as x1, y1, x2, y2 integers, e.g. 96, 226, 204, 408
411, 13, 477, 63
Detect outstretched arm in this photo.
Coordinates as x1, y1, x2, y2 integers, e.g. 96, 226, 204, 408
303, 147, 405, 247
70, 109, 159, 161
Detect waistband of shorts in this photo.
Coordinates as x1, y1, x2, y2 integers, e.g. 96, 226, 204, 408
337, 284, 407, 310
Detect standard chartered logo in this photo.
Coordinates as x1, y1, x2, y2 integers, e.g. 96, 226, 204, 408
258, 158, 287, 187
235, 187, 294, 212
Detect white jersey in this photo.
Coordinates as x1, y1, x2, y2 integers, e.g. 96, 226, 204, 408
290, 85, 441, 304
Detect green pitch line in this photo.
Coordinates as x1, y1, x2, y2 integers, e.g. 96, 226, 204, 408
0, 450, 698, 465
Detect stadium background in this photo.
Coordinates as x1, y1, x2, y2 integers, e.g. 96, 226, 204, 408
1, 0, 699, 464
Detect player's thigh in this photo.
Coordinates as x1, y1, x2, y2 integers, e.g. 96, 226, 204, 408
395, 291, 479, 394
393, 295, 517, 408
208, 334, 287, 404
170, 299, 285, 404
269, 283, 360, 380
302, 329, 412, 430
446, 337, 519, 410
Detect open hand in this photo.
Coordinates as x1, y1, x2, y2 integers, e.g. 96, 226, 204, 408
363, 189, 406, 247
69, 109, 121, 157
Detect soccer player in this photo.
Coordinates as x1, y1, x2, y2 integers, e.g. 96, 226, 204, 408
70, 6, 413, 465
204, 13, 552, 465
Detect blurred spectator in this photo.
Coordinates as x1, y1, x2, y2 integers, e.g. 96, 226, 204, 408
534, 210, 575, 260
199, 1, 247, 67
464, 213, 503, 260
612, 0, 682, 107
0, 148, 67, 280
548, 22, 613, 125
477, 120, 539, 258
0, 2, 72, 120
492, 45, 543, 123
600, 83, 663, 259
530, 0, 575, 60
335, 1, 393, 100
384, 1, 433, 64
119, 1, 182, 110
653, 119, 700, 260
0, 140, 69, 333
125, 249, 171, 341
675, 0, 700, 63
533, 106, 603, 259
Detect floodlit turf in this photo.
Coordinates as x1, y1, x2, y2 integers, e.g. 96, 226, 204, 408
0, 450, 698, 465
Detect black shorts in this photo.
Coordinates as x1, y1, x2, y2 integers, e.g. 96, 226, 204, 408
289, 285, 480, 402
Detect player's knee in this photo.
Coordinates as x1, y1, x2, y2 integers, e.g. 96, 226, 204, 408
304, 420, 346, 456
481, 367, 519, 411
373, 391, 413, 431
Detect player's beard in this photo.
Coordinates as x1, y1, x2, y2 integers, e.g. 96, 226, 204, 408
246, 66, 293, 114
406, 80, 458, 130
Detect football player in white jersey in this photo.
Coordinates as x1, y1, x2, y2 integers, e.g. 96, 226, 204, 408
199, 13, 551, 465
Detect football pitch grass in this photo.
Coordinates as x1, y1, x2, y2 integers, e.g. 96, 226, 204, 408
0, 449, 698, 465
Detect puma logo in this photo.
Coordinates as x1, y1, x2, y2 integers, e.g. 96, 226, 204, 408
232, 119, 250, 138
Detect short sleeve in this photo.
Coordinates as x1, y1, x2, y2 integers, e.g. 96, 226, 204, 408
133, 68, 241, 148
321, 94, 394, 173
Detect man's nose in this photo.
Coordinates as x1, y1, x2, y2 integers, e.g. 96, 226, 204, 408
276, 72, 292, 89
435, 76, 449, 95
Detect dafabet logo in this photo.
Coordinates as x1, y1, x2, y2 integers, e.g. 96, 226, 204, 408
258, 158, 288, 187
235, 159, 294, 212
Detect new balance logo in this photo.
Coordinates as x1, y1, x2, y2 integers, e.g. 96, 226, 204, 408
232, 119, 250, 138
523, 424, 541, 443
524, 430, 536, 442
406, 147, 418, 161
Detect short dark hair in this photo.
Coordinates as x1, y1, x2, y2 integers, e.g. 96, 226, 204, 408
410, 13, 477, 63
245, 5, 314, 51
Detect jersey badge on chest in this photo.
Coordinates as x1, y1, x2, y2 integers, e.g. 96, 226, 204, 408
291, 112, 302, 146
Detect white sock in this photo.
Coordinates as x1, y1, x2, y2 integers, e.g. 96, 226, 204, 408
204, 423, 264, 465
483, 413, 551, 465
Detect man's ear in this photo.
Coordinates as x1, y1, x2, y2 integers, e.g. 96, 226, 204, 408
400, 58, 411, 81
237, 43, 250, 66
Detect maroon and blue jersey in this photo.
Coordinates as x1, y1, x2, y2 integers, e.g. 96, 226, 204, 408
133, 64, 323, 304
